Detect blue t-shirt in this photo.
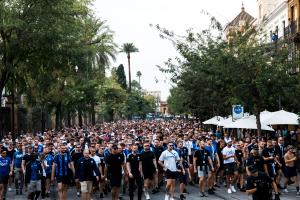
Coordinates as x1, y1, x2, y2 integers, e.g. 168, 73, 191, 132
45, 154, 54, 175
54, 153, 72, 177
30, 161, 39, 181
38, 144, 43, 154
13, 150, 24, 168
205, 145, 216, 161
0, 157, 11, 176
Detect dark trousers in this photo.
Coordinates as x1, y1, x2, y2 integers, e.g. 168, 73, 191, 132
41, 176, 46, 199
129, 174, 143, 200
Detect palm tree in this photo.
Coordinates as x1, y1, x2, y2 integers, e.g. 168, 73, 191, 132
136, 70, 142, 85
120, 43, 139, 92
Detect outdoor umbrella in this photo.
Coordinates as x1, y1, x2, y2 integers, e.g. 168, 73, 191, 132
203, 116, 224, 125
262, 110, 299, 125
224, 116, 274, 131
217, 117, 234, 127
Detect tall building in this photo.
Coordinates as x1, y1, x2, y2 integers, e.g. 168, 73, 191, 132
286, 0, 300, 73
257, 0, 288, 43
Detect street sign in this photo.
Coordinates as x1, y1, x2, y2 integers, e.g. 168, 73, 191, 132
232, 105, 244, 121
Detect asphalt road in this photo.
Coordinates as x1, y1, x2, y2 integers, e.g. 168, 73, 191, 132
5, 183, 299, 200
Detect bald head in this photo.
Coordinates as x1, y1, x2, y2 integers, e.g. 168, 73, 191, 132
83, 149, 90, 158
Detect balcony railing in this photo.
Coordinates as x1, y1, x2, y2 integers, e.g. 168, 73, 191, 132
284, 20, 300, 38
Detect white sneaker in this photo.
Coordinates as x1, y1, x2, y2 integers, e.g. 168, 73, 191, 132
145, 192, 150, 200
297, 190, 300, 195
230, 185, 236, 193
8, 187, 12, 192
165, 194, 170, 200
170, 197, 175, 200
283, 188, 288, 193
227, 188, 232, 194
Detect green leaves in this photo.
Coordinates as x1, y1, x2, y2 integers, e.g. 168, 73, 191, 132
157, 16, 299, 121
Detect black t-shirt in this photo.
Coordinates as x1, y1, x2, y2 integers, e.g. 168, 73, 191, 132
194, 149, 211, 167
126, 153, 141, 175
72, 152, 83, 167
22, 154, 32, 166
246, 172, 273, 200
140, 151, 155, 170
153, 146, 164, 161
262, 148, 275, 165
6, 148, 15, 160
246, 155, 264, 172
106, 153, 124, 176
235, 149, 243, 163
217, 147, 224, 166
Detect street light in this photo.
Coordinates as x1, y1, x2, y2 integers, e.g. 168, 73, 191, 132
75, 65, 78, 73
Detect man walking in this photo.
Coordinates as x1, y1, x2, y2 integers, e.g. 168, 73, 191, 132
51, 145, 75, 200
159, 142, 181, 200
126, 144, 143, 200
75, 149, 100, 200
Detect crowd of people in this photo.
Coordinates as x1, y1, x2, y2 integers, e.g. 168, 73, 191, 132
0, 119, 299, 200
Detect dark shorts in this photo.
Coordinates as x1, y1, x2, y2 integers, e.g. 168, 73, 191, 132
266, 165, 276, 178
0, 175, 9, 184
165, 169, 177, 180
284, 166, 297, 178
224, 163, 235, 176
56, 176, 70, 185
234, 164, 245, 174
93, 176, 99, 186
143, 167, 155, 180
177, 172, 187, 184
189, 155, 193, 164
110, 175, 122, 188
46, 173, 51, 179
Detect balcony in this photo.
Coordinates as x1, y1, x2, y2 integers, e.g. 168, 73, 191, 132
284, 20, 300, 42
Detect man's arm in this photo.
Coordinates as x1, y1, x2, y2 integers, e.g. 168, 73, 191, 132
51, 162, 56, 181
21, 159, 26, 173
139, 161, 143, 177
68, 161, 75, 177
246, 188, 257, 195
215, 153, 220, 168
284, 154, 296, 164
208, 157, 214, 172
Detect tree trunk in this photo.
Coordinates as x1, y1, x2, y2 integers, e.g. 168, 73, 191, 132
127, 54, 131, 92
67, 111, 71, 128
78, 109, 83, 127
55, 102, 62, 130
254, 106, 262, 138
41, 109, 45, 131
91, 101, 95, 125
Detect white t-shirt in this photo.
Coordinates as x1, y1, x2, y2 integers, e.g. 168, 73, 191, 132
222, 146, 236, 164
183, 140, 193, 156
90, 155, 101, 166
159, 150, 180, 172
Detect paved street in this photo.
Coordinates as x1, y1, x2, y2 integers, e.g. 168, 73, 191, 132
5, 184, 299, 200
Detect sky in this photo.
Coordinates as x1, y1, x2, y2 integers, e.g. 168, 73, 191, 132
92, 0, 257, 101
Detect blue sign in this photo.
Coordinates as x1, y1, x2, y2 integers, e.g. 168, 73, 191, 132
234, 105, 243, 114
232, 105, 244, 120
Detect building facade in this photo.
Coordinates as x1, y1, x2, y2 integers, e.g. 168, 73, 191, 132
224, 5, 256, 41
257, 0, 288, 43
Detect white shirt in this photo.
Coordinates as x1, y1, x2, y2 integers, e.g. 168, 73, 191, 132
90, 155, 101, 166
91, 155, 101, 176
159, 150, 180, 172
222, 146, 236, 164
183, 140, 193, 156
